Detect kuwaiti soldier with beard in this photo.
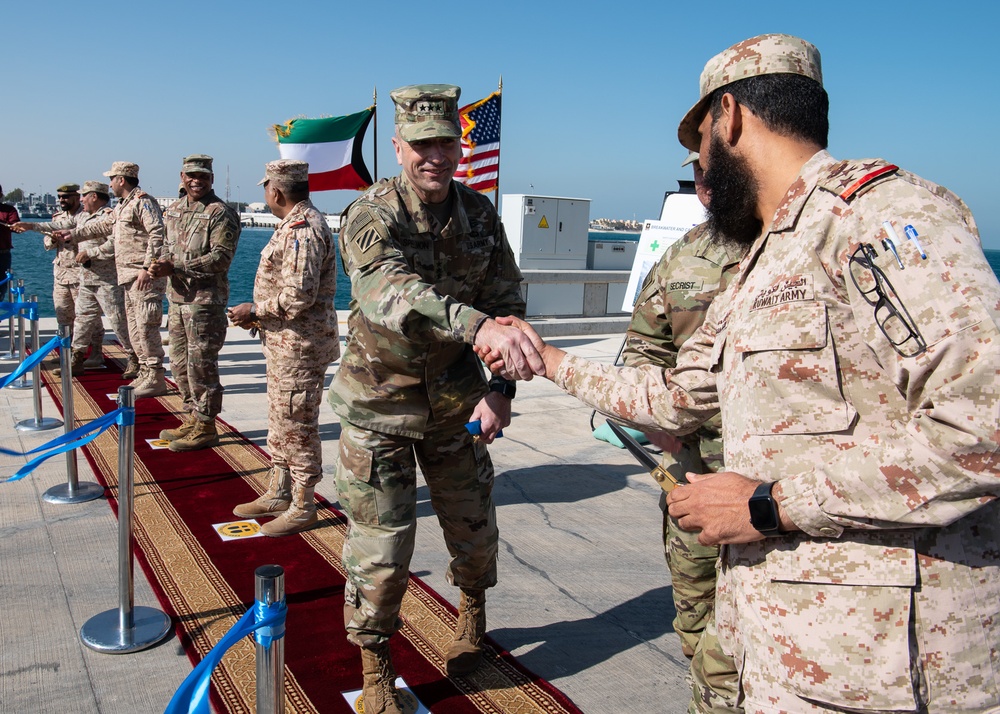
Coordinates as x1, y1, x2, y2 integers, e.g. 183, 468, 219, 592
149, 154, 240, 452
481, 34, 1000, 713
228, 159, 339, 535
59, 161, 168, 397
328, 84, 542, 714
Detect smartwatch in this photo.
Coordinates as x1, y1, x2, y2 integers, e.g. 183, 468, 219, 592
488, 376, 516, 399
748, 481, 782, 536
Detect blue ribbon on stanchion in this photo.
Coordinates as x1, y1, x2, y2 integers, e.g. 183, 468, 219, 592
0, 299, 37, 323
0, 273, 10, 288
164, 599, 287, 714
0, 407, 127, 483
0, 333, 60, 390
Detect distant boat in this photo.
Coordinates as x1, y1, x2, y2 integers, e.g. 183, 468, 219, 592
240, 212, 340, 232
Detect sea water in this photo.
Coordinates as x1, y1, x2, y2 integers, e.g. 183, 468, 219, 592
7, 225, 1000, 317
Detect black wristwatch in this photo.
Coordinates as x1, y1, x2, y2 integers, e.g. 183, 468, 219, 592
748, 482, 782, 536
488, 376, 516, 399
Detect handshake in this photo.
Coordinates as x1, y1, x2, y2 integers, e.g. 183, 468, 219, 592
473, 316, 557, 382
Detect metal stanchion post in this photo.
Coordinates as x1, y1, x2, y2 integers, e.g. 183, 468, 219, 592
10, 280, 31, 389
0, 272, 14, 359
44, 325, 104, 504
81, 386, 171, 653
255, 565, 286, 714
17, 294, 62, 431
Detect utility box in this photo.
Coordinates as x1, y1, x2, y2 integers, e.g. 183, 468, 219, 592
587, 239, 637, 270
501, 194, 590, 269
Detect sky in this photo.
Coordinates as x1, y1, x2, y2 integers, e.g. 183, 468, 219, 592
4, 0, 998, 247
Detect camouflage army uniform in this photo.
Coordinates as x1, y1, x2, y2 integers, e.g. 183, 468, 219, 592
253, 199, 338, 487
72, 206, 134, 359
32, 206, 84, 329
163, 191, 240, 421
622, 223, 743, 714
73, 187, 167, 371
556, 151, 1000, 712
329, 174, 525, 646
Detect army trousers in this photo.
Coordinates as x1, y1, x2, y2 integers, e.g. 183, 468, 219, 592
52, 280, 79, 329
71, 281, 132, 357
167, 303, 227, 421
335, 419, 499, 647
123, 280, 164, 370
263, 348, 326, 489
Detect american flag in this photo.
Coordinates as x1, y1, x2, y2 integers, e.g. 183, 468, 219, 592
454, 91, 501, 193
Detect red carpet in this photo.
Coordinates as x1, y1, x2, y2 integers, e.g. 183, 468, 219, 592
40, 345, 584, 714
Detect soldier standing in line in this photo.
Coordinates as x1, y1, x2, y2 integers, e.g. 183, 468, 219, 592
14, 183, 106, 372
328, 84, 542, 714
69, 181, 137, 375
58, 161, 168, 396
622, 151, 742, 714
149, 155, 241, 452
228, 159, 339, 535
483, 34, 1000, 712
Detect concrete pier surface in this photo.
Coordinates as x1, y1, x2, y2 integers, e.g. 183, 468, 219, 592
0, 316, 692, 713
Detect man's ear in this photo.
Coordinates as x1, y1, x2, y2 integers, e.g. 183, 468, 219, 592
718, 93, 743, 145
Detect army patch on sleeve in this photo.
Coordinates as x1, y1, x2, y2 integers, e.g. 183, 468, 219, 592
346, 211, 388, 254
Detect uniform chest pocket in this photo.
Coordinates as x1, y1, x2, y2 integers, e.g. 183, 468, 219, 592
728, 301, 856, 435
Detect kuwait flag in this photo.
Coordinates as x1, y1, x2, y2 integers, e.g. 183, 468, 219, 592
272, 108, 374, 192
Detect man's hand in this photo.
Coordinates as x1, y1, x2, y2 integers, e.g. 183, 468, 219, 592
11, 222, 33, 234
135, 268, 152, 290
148, 259, 174, 278
469, 391, 511, 444
52, 229, 72, 242
667, 471, 774, 545
75, 250, 90, 264
472, 317, 545, 381
227, 303, 255, 328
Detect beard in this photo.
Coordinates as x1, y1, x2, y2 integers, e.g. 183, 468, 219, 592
703, 130, 762, 248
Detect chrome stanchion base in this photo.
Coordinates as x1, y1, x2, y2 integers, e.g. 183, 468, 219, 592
80, 606, 172, 654
8, 378, 32, 390
0, 351, 15, 360
43, 481, 105, 504
16, 416, 64, 432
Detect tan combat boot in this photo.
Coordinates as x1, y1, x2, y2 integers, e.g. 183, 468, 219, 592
54, 349, 87, 377
360, 642, 404, 714
83, 339, 105, 369
128, 365, 149, 388
168, 418, 219, 452
134, 368, 168, 398
121, 354, 141, 380
260, 483, 317, 536
233, 466, 292, 518
159, 413, 197, 441
445, 588, 486, 677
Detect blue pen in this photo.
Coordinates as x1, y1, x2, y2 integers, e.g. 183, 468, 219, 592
880, 221, 905, 270
903, 225, 927, 259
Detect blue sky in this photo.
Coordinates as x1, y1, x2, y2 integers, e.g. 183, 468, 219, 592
5, 1, 997, 247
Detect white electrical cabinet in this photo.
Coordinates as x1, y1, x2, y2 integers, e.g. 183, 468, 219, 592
501, 194, 591, 269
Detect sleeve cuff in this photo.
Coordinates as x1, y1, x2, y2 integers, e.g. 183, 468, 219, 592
773, 473, 844, 538
464, 308, 490, 344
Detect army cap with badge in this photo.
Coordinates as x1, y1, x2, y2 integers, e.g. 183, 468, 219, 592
391, 84, 462, 142
182, 154, 214, 175
81, 180, 109, 196
257, 159, 309, 186
56, 183, 80, 196
677, 33, 823, 152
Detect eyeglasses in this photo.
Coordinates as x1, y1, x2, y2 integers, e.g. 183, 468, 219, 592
849, 243, 926, 357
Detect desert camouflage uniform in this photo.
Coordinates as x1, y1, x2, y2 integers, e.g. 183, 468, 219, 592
71, 206, 134, 359
32, 206, 84, 329
555, 151, 1000, 712
253, 199, 338, 487
329, 174, 525, 646
72, 187, 167, 370
163, 191, 240, 421
623, 223, 743, 714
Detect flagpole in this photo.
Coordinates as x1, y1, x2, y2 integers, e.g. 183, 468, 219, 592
373, 85, 378, 183
494, 75, 502, 211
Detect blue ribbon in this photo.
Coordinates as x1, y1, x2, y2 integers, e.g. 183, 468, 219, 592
0, 334, 61, 390
0, 300, 37, 322
0, 273, 10, 287
164, 599, 287, 714
0, 407, 127, 482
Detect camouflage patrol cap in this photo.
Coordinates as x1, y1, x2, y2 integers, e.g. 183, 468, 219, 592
390, 84, 462, 142
257, 159, 309, 186
56, 183, 80, 195
678, 34, 823, 151
102, 161, 140, 179
681, 151, 699, 168
181, 154, 214, 174
81, 180, 109, 196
